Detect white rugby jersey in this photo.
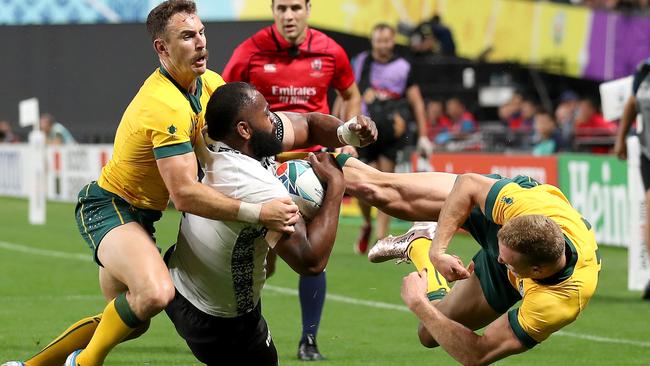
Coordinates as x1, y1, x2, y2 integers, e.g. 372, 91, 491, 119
168, 127, 288, 318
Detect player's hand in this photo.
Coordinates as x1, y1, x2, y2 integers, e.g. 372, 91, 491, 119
260, 197, 300, 234
416, 136, 434, 158
335, 145, 359, 157
401, 269, 430, 312
614, 138, 627, 160
307, 152, 343, 188
431, 253, 471, 282
349, 115, 378, 147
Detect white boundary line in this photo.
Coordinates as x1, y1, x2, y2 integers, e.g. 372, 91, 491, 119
2, 241, 649, 348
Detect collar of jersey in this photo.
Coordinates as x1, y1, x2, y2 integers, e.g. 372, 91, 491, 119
159, 66, 203, 114
369, 52, 400, 64
533, 236, 578, 286
207, 140, 242, 155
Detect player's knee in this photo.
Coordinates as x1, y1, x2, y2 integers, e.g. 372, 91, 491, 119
137, 279, 175, 315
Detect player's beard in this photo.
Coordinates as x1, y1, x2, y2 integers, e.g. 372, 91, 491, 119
250, 129, 283, 159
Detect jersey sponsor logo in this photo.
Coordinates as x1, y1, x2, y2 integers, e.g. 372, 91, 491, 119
271, 85, 316, 105
264, 63, 277, 73
501, 196, 514, 205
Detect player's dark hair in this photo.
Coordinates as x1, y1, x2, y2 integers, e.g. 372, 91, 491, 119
205, 82, 258, 141
146, 0, 197, 41
497, 215, 565, 265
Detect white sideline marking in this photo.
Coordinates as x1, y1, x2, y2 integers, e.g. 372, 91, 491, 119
0, 241, 91, 261
264, 285, 410, 312
2, 241, 649, 348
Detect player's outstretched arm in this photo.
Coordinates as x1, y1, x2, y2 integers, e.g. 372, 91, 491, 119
157, 151, 299, 234
341, 157, 457, 221
272, 153, 345, 275
401, 270, 527, 366
278, 111, 377, 151
430, 173, 496, 281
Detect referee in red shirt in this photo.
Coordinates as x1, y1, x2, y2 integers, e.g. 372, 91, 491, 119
222, 0, 362, 361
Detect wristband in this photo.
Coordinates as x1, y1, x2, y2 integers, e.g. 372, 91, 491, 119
336, 117, 362, 147
237, 201, 262, 224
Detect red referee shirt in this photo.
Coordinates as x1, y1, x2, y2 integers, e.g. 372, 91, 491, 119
223, 24, 355, 115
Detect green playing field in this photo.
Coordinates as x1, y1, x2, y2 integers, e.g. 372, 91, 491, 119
1, 197, 649, 365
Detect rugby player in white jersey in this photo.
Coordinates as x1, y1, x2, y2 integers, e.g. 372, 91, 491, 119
164, 81, 375, 365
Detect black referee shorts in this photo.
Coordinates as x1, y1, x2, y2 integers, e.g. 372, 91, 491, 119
165, 289, 278, 366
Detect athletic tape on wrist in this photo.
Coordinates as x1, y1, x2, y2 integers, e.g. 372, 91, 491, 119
336, 117, 362, 147
237, 201, 262, 224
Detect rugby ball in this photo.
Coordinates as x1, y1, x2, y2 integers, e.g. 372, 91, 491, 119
276, 159, 324, 220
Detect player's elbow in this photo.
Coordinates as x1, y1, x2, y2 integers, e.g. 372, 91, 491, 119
458, 349, 493, 366
167, 186, 196, 213
167, 182, 201, 213
455, 355, 486, 366
169, 194, 192, 212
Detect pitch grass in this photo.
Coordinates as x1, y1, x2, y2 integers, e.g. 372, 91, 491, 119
0, 197, 649, 365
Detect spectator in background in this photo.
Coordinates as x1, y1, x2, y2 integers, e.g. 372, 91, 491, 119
498, 90, 524, 124
555, 90, 580, 150
0, 120, 20, 143
40, 113, 75, 144
574, 98, 617, 153
506, 97, 538, 150
532, 110, 559, 156
433, 97, 477, 146
425, 99, 451, 143
350, 23, 432, 254
614, 57, 650, 300
409, 14, 456, 56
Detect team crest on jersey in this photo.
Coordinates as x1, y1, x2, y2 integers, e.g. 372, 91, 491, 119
310, 58, 324, 77
311, 58, 322, 71
264, 64, 277, 73
167, 124, 177, 135
518, 280, 524, 296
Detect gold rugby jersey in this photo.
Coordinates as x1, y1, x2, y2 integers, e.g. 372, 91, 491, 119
98, 68, 224, 211
486, 178, 601, 347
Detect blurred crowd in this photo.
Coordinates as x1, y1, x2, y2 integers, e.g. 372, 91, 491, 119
421, 89, 617, 156
0, 113, 75, 145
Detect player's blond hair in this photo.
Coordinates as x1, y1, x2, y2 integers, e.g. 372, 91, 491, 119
146, 0, 197, 42
497, 215, 565, 265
